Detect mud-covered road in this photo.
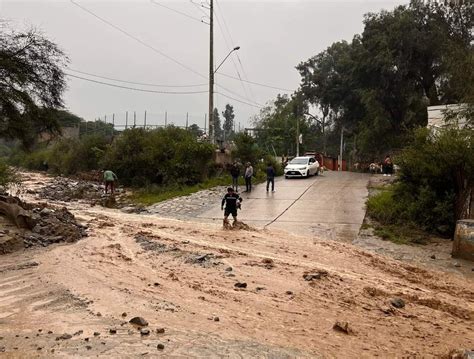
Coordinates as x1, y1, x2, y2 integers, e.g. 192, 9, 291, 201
0, 172, 473, 358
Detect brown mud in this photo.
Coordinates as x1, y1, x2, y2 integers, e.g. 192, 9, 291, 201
0, 172, 473, 357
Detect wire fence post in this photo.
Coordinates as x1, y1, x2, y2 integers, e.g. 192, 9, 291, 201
204, 113, 207, 134
133, 111, 136, 128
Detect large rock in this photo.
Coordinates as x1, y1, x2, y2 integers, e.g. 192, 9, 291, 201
452, 220, 474, 261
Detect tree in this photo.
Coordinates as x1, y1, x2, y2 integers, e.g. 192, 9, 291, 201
222, 104, 235, 141
295, 2, 473, 160
187, 123, 203, 138
213, 108, 223, 142
0, 23, 68, 147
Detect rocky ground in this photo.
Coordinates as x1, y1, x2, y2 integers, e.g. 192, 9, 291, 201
0, 172, 473, 358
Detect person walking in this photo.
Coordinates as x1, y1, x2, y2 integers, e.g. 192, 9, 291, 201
221, 187, 243, 227
103, 169, 118, 195
230, 162, 240, 191
266, 163, 275, 192
244, 162, 253, 192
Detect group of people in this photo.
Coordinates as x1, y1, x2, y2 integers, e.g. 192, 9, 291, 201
369, 155, 394, 176
223, 161, 276, 226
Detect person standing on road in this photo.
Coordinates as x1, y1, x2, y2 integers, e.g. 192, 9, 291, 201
103, 169, 118, 195
230, 162, 240, 191
244, 162, 253, 192
266, 163, 275, 192
221, 187, 242, 226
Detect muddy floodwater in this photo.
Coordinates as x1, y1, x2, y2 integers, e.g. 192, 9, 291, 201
0, 172, 473, 357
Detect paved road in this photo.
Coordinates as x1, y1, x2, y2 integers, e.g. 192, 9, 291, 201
198, 171, 370, 241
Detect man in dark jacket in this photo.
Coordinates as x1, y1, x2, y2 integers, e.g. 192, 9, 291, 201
230, 162, 240, 191
221, 187, 242, 226
266, 163, 275, 192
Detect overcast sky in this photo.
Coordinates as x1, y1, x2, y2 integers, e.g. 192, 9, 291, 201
1, 0, 407, 130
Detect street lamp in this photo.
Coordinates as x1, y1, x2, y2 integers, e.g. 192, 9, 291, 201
209, 46, 240, 144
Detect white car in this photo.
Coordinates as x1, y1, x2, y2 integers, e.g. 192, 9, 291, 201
284, 156, 320, 178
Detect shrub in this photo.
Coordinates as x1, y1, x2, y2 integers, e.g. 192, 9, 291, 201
367, 127, 473, 236
0, 159, 20, 192
102, 127, 214, 187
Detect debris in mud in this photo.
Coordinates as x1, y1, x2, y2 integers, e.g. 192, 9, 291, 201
303, 270, 328, 281
333, 321, 354, 335
431, 254, 436, 259
121, 312, 127, 317
446, 349, 474, 359
93, 332, 100, 336
234, 282, 247, 289
109, 329, 117, 334
0, 196, 87, 254
390, 298, 406, 309
156, 328, 165, 334
56, 333, 72, 340
157, 343, 165, 350
140, 328, 150, 336
129, 317, 148, 327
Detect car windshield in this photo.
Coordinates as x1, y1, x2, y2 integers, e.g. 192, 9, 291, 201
289, 158, 308, 165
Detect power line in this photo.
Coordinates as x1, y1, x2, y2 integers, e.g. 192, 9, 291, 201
70, 0, 262, 107
68, 68, 207, 88
216, 72, 293, 92
216, 92, 264, 109
150, 0, 205, 24
215, 0, 255, 100
66, 73, 208, 94
70, 0, 204, 80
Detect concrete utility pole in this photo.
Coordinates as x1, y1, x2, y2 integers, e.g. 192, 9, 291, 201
296, 116, 300, 157
339, 126, 344, 171
208, 0, 214, 144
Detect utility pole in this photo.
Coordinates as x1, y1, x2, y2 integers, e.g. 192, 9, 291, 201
339, 126, 344, 171
204, 113, 207, 134
208, 0, 214, 144
133, 111, 136, 128
112, 113, 115, 136
125, 111, 128, 129
165, 111, 167, 127
296, 116, 300, 157
186, 112, 189, 130
144, 111, 147, 129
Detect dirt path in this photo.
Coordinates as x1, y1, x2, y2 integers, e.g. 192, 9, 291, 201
0, 172, 473, 357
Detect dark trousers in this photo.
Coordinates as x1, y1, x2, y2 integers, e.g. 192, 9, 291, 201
266, 177, 274, 191
231, 176, 239, 190
245, 176, 252, 192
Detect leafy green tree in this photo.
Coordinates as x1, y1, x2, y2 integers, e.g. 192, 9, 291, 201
213, 108, 223, 142
0, 23, 67, 147
222, 104, 235, 141
187, 123, 203, 138
232, 132, 262, 165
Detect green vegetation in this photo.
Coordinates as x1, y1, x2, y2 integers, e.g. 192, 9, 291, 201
0, 23, 67, 148
254, 2, 473, 160
0, 159, 19, 192
367, 127, 473, 238
131, 175, 235, 205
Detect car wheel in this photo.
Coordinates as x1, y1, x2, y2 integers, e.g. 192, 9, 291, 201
285, 175, 288, 179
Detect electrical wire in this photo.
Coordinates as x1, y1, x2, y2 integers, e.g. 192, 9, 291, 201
66, 73, 208, 94
150, 0, 205, 24
216, 72, 293, 92
68, 68, 207, 88
70, 0, 205, 80
216, 92, 264, 109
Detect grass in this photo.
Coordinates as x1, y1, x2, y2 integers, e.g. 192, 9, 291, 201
130, 174, 267, 206
372, 224, 428, 245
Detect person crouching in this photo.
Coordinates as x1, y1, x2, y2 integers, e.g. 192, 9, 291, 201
221, 187, 242, 226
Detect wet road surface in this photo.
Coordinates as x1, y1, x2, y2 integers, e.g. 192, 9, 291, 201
198, 171, 370, 241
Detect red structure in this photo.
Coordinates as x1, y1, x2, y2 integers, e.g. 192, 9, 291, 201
304, 152, 347, 171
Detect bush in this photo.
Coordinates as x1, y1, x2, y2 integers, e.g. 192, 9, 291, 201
367, 127, 473, 236
0, 159, 20, 192
102, 127, 214, 187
